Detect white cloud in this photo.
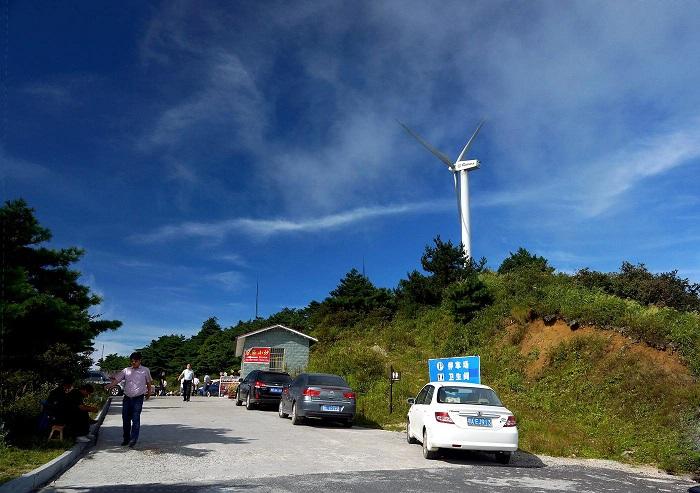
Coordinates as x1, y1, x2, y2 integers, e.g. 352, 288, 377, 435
134, 1, 700, 226
140, 52, 267, 154
0, 147, 51, 181
219, 254, 248, 267
206, 270, 246, 291
21, 83, 73, 104
579, 124, 700, 216
131, 200, 452, 243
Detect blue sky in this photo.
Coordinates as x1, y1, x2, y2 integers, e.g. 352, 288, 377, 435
3, 1, 700, 358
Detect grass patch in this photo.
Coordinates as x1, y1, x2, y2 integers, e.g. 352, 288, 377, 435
0, 443, 70, 484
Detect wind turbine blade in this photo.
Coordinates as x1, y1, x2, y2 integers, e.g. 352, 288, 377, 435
397, 120, 454, 169
456, 120, 485, 162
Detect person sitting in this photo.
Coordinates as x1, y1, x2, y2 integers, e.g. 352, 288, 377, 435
46, 377, 74, 428
66, 384, 99, 439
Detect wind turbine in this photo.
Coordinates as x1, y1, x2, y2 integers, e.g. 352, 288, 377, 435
399, 120, 484, 260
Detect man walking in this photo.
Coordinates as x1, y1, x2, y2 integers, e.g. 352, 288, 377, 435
203, 374, 211, 395
107, 352, 152, 448
178, 363, 194, 402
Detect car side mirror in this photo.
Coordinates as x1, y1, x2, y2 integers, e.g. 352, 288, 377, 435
407, 398, 415, 405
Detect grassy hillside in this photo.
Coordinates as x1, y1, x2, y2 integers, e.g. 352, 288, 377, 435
307, 271, 700, 473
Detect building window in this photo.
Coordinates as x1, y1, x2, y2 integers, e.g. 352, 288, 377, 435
270, 348, 285, 371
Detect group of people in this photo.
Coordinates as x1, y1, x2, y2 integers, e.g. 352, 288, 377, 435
46, 379, 100, 441
177, 364, 214, 400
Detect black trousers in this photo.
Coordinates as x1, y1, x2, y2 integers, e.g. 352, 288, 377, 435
182, 380, 192, 401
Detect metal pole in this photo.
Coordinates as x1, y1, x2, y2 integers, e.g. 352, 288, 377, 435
389, 366, 393, 414
255, 280, 259, 319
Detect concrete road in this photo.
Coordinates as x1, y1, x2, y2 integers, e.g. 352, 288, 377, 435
43, 396, 696, 492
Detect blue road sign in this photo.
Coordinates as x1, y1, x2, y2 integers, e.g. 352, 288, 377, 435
428, 356, 480, 384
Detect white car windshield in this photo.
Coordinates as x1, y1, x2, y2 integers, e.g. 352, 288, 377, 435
437, 386, 503, 406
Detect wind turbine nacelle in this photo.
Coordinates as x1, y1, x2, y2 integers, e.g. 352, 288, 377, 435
454, 159, 480, 172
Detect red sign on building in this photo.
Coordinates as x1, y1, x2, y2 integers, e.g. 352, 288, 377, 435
243, 347, 271, 363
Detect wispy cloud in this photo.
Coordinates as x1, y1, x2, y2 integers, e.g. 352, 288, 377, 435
140, 52, 267, 154
21, 82, 73, 104
579, 123, 700, 216
219, 254, 248, 267
132, 200, 452, 243
0, 147, 51, 181
206, 270, 246, 291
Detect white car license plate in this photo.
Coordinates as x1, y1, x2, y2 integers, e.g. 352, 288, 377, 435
467, 417, 492, 427
321, 405, 341, 412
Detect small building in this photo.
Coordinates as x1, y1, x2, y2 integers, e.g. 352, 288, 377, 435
235, 324, 318, 379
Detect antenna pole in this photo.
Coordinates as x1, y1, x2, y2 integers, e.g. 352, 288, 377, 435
255, 280, 259, 319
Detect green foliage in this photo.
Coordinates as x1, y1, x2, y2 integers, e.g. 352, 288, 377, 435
324, 269, 394, 313
575, 262, 700, 312
396, 270, 441, 307
0, 199, 121, 375
97, 354, 131, 372
397, 236, 486, 310
309, 343, 386, 393
193, 329, 240, 375
421, 236, 471, 289
498, 247, 554, 274
443, 275, 493, 323
515, 335, 700, 472
139, 334, 188, 375
37, 343, 92, 383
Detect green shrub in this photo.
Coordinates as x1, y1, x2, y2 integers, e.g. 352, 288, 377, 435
443, 275, 493, 323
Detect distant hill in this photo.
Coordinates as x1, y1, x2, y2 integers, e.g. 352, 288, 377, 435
306, 266, 700, 474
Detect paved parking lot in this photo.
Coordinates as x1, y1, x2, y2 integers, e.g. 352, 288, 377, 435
42, 396, 696, 492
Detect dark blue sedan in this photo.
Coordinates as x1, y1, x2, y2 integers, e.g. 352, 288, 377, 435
198, 381, 220, 397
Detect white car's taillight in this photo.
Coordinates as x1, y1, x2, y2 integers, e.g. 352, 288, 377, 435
504, 415, 517, 427
435, 412, 454, 424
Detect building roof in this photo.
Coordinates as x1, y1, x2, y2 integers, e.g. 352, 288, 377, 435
235, 324, 318, 357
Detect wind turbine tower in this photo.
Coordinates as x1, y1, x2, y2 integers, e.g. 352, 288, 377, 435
399, 120, 484, 260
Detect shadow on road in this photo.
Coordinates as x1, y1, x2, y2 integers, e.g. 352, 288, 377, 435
89, 423, 253, 458
44, 481, 263, 492
429, 448, 545, 469
248, 406, 383, 431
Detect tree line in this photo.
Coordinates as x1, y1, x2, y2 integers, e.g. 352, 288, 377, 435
3, 197, 699, 442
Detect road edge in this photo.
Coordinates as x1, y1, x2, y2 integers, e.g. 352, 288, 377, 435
0, 397, 112, 493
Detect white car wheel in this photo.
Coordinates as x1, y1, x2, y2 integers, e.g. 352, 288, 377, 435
406, 419, 418, 444
422, 429, 438, 459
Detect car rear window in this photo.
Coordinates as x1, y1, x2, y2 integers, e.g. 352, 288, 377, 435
437, 386, 503, 406
307, 375, 347, 386
259, 372, 291, 384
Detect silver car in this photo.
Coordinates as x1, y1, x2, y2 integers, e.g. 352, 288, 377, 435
278, 373, 356, 427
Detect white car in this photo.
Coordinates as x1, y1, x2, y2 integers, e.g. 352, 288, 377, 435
406, 382, 518, 463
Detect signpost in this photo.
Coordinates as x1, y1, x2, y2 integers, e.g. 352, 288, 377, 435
243, 347, 271, 364
218, 375, 237, 397
388, 366, 401, 414
428, 356, 480, 384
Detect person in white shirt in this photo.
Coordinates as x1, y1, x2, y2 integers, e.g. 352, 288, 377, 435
107, 352, 152, 447
193, 376, 200, 395
178, 364, 195, 402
